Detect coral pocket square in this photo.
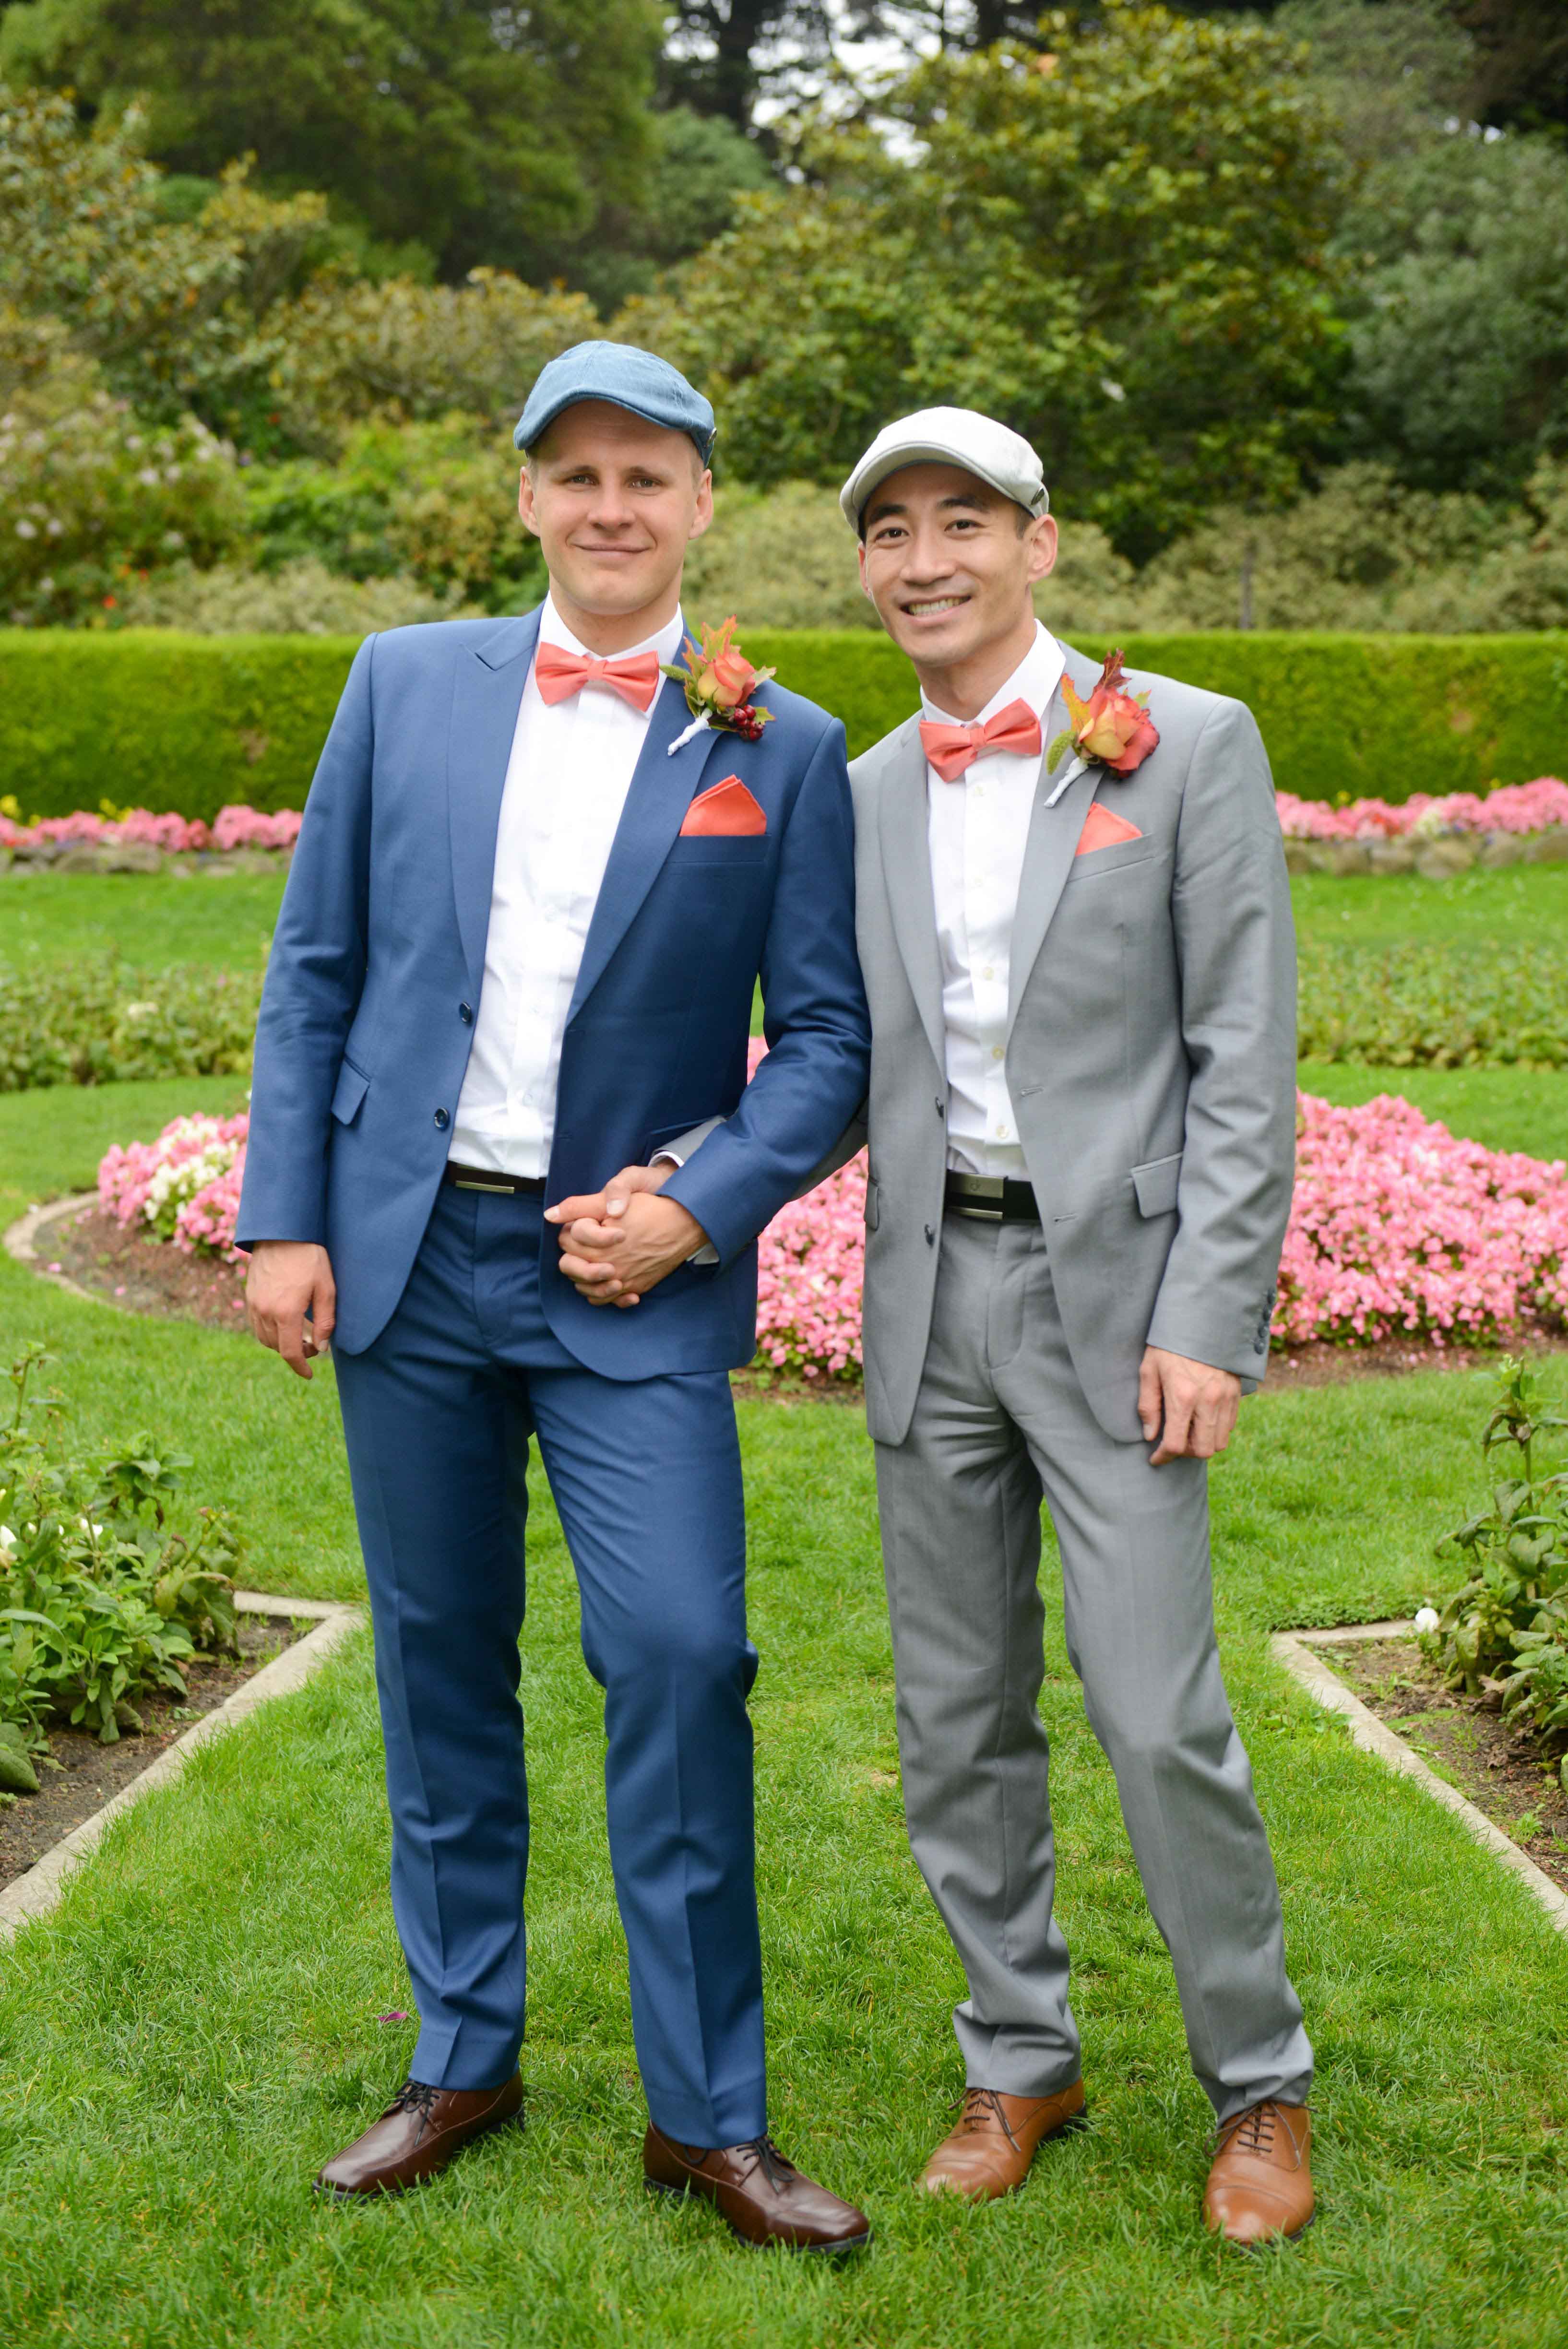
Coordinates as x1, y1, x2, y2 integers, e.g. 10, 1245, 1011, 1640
1075, 801, 1144, 856
680, 777, 767, 837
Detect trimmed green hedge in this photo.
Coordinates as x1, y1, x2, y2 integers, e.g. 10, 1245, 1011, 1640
3, 626, 1566, 823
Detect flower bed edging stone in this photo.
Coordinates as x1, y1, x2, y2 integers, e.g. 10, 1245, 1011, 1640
0, 1591, 361, 1947
1271, 1622, 1568, 1937
4, 1192, 120, 1311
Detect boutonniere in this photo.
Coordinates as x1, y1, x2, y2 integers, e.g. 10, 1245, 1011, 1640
1046, 648, 1159, 785
664, 617, 777, 757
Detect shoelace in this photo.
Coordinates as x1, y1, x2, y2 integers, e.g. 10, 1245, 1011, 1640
737, 2135, 800, 2193
388, 2078, 441, 2133
1215, 2100, 1300, 2165
955, 2088, 1020, 2148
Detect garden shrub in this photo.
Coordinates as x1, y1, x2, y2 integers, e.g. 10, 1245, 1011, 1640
0, 1344, 241, 1756
4, 627, 1566, 819
1423, 1360, 1568, 1786
0, 956, 261, 1090
1296, 939, 1568, 1068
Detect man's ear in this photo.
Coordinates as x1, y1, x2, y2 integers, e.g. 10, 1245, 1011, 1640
517, 465, 543, 540
1026, 513, 1059, 588
688, 469, 715, 542
857, 539, 877, 606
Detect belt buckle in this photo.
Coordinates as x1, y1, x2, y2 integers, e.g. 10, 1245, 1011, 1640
948, 1174, 1006, 1223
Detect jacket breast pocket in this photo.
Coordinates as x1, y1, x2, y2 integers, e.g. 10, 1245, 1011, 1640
1131, 1151, 1182, 1217
331, 1057, 370, 1127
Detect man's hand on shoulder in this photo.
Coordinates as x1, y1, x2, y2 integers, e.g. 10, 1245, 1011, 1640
247, 1241, 336, 1378
546, 1163, 710, 1307
1138, 1346, 1241, 1466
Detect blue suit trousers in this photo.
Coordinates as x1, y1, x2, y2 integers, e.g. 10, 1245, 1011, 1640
333, 1182, 766, 2145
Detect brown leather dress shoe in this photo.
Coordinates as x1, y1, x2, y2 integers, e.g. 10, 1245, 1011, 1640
919, 2081, 1088, 2200
643, 2124, 871, 2253
1202, 2099, 1314, 2245
314, 2074, 523, 2198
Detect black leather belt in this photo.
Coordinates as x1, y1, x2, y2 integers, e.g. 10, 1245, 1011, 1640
944, 1172, 1041, 1223
443, 1163, 547, 1196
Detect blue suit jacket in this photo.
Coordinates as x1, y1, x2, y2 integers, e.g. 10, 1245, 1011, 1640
235, 608, 870, 1373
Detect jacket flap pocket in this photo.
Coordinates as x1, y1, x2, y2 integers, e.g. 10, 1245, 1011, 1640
864, 1174, 880, 1232
1132, 1151, 1182, 1217
331, 1058, 370, 1127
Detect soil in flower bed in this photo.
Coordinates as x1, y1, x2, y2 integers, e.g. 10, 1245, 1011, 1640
0, 1612, 301, 1889
1269, 1332, 1568, 1387
1327, 1636, 1568, 1897
46, 1199, 246, 1330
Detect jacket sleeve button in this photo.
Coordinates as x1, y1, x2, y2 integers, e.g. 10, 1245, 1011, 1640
434, 1108, 450, 1130
459, 1002, 473, 1024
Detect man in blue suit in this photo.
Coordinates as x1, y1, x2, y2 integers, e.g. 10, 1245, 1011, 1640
237, 343, 872, 2248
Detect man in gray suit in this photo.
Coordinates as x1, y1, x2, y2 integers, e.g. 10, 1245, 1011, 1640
549, 407, 1314, 2246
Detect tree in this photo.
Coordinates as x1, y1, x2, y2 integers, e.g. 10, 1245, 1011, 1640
629, 6, 1349, 559
0, 0, 665, 281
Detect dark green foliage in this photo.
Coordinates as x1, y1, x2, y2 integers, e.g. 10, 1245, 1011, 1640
0, 1342, 240, 1745
1297, 938, 1568, 1068
3, 626, 1566, 819
0, 955, 261, 1090
1427, 1358, 1568, 1774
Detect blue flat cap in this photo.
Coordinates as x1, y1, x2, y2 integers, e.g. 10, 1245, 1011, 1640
515, 341, 716, 466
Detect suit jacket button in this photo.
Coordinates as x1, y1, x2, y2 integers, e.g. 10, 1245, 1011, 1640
934, 1098, 945, 1115
459, 1002, 473, 1024
434, 1108, 450, 1130
925, 1223, 936, 1244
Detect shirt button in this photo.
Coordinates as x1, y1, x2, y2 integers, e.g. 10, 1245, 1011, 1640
434, 1108, 450, 1130
995, 1124, 1008, 1138
459, 1002, 473, 1024
991, 1045, 1003, 1060
982, 966, 994, 981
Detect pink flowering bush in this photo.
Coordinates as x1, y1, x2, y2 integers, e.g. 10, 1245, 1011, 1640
1276, 777, 1568, 841
0, 803, 300, 854
98, 1114, 249, 1262
1280, 1092, 1568, 1345
97, 1079, 1568, 1364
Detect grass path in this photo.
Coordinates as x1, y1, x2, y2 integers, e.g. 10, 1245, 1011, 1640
2, 1080, 1567, 2344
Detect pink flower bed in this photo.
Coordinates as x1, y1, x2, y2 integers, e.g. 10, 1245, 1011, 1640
98, 1113, 249, 1262
0, 804, 301, 853
1275, 776, 1568, 841
96, 1079, 1568, 1365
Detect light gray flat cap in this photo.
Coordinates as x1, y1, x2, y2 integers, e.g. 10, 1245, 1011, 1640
840, 406, 1048, 531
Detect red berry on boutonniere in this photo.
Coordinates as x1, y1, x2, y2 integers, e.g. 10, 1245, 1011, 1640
1046, 648, 1159, 779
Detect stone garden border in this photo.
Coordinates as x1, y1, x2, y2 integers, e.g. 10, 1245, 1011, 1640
5, 1191, 111, 1308
1272, 1621, 1568, 1937
0, 1590, 361, 1946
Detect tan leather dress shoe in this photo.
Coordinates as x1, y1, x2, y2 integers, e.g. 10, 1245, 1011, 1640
643, 2124, 872, 2252
1202, 2099, 1314, 2244
314, 2073, 523, 2197
920, 2080, 1088, 2199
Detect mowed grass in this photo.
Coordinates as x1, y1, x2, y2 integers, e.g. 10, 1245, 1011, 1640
2, 1080, 1568, 2346
1290, 859, 1568, 949
1300, 1060, 1568, 1163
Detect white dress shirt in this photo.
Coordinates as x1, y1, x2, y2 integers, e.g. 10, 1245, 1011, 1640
450, 593, 686, 1177
924, 622, 1066, 1178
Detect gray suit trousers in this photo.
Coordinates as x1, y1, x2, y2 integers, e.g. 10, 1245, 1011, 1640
875, 1213, 1313, 2123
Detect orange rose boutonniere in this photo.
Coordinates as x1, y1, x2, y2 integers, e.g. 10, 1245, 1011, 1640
664, 616, 778, 755
1046, 648, 1159, 782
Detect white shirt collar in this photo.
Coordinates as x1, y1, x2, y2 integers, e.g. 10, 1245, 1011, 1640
922, 621, 1065, 729
537, 589, 686, 668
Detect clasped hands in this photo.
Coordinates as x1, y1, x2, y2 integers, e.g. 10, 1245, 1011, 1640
545, 1162, 705, 1308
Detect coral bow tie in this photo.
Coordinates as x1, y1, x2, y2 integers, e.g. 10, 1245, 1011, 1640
919, 699, 1043, 782
534, 640, 662, 713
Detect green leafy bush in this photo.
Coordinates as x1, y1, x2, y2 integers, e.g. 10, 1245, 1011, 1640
5, 625, 1567, 821
0, 955, 261, 1090
1296, 939, 1568, 1069
0, 1344, 241, 1753
1424, 1360, 1568, 1785
111, 558, 475, 635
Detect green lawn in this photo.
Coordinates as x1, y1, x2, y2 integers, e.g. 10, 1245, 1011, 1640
7, 854, 1567, 980
2, 1079, 1567, 2347
1299, 1060, 1568, 1163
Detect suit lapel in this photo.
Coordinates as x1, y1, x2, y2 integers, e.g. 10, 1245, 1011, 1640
566, 677, 726, 1022
1006, 644, 1103, 1032
449, 610, 540, 984
876, 718, 947, 1073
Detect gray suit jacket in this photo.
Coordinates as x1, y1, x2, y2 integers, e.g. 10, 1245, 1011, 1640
679, 640, 1296, 1447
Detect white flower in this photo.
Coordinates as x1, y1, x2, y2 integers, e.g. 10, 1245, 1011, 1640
13, 518, 36, 538
0, 1524, 15, 1550
1414, 1606, 1441, 1635
136, 467, 160, 486
1100, 378, 1126, 403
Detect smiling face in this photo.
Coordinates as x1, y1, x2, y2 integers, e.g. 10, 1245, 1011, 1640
518, 400, 713, 652
857, 462, 1058, 717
